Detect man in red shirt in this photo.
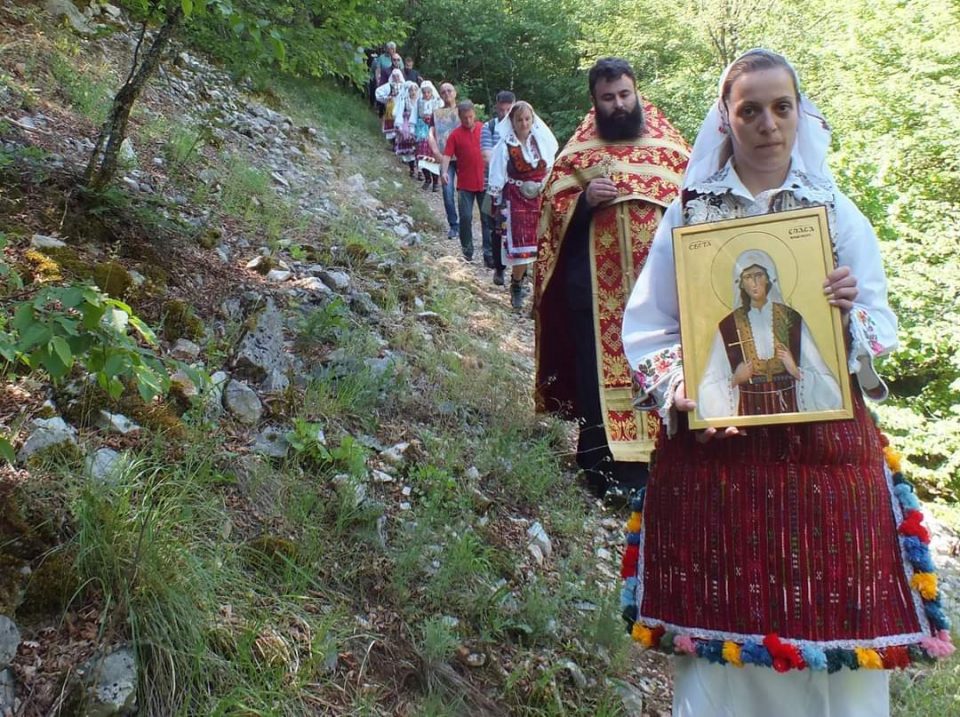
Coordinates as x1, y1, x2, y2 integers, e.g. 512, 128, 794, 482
441, 101, 485, 262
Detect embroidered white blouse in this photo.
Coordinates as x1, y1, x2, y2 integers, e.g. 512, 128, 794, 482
621, 160, 898, 433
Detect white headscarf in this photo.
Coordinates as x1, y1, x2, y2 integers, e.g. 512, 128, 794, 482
393, 81, 421, 125
417, 81, 443, 116
684, 49, 834, 189
488, 102, 559, 195
732, 249, 784, 307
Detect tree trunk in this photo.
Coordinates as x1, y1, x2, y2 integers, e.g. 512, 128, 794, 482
84, 7, 184, 192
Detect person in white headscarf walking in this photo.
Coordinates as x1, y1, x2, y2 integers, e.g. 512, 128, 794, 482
415, 81, 443, 191
374, 69, 405, 143
393, 81, 420, 177
619, 48, 952, 717
488, 101, 558, 309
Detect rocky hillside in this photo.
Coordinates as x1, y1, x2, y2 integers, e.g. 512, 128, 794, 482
0, 2, 958, 716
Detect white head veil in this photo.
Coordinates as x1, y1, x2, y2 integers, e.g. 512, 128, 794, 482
393, 81, 421, 125
732, 249, 784, 307
488, 101, 559, 196
417, 81, 443, 115
684, 48, 834, 189
494, 101, 559, 168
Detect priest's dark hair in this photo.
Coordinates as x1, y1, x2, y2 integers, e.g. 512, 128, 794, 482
588, 57, 636, 98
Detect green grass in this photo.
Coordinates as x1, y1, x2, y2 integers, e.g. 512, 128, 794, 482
48, 48, 113, 124
892, 658, 960, 715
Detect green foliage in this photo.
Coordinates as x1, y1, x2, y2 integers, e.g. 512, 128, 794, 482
0, 239, 168, 402
285, 418, 331, 465
402, 0, 586, 139
183, 0, 407, 85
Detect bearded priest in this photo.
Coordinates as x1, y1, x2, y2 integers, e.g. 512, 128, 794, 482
534, 57, 689, 501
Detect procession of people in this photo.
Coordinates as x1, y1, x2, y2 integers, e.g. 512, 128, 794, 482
368, 46, 556, 310
364, 44, 953, 716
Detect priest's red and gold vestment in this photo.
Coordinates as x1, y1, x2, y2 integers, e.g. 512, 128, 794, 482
534, 103, 689, 462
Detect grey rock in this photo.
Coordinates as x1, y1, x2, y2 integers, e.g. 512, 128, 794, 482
121, 176, 139, 192
527, 521, 552, 559
18, 416, 77, 462
223, 379, 262, 425
234, 299, 289, 385
561, 660, 588, 689
261, 368, 289, 393
79, 647, 137, 716
344, 173, 366, 193
204, 371, 229, 416
43, 0, 94, 34
97, 411, 141, 435
350, 291, 380, 317
0, 668, 14, 715
265, 269, 292, 283
371, 469, 394, 483
609, 679, 644, 717
30, 233, 66, 249
169, 370, 198, 400
291, 277, 333, 296
380, 442, 409, 466
251, 425, 289, 459
102, 3, 123, 19
364, 356, 395, 378
170, 338, 201, 360
119, 138, 136, 165
86, 448, 124, 485
318, 269, 351, 292
0, 617, 19, 670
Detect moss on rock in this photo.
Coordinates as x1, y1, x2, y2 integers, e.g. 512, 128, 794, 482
92, 260, 133, 299
22, 248, 63, 282
19, 549, 80, 620
162, 299, 204, 343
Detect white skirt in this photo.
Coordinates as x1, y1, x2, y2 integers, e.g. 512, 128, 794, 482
673, 657, 889, 717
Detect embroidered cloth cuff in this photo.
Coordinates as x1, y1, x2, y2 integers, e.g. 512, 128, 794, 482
631, 345, 683, 408
848, 306, 889, 401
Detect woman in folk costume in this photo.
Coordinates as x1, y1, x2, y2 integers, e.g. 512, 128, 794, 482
374, 69, 405, 143
415, 81, 443, 191
620, 49, 953, 717
487, 101, 558, 309
393, 81, 420, 177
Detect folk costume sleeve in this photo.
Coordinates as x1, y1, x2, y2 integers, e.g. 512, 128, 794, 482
487, 139, 508, 197
833, 192, 898, 400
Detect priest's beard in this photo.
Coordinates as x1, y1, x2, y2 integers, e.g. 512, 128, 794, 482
595, 101, 644, 141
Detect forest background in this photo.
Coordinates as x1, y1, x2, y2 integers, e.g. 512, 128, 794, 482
190, 0, 960, 497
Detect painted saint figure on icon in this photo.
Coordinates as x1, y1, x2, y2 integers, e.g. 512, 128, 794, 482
697, 249, 842, 419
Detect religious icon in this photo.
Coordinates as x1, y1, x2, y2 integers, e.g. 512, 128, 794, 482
673, 206, 853, 429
